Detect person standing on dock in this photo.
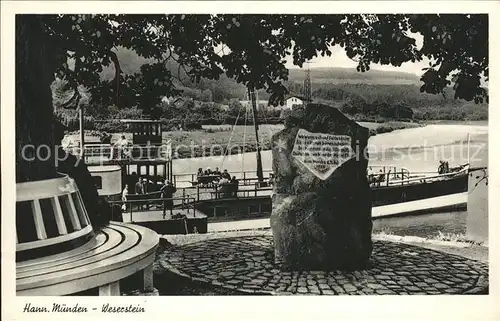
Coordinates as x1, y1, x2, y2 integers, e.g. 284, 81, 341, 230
135, 177, 144, 194
135, 177, 145, 210
231, 176, 239, 197
161, 180, 177, 219
142, 178, 151, 210
121, 185, 129, 212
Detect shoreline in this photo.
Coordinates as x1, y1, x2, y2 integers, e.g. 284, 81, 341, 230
372, 233, 488, 263
64, 119, 487, 165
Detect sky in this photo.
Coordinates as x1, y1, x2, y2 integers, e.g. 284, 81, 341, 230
284, 33, 430, 76
285, 45, 430, 76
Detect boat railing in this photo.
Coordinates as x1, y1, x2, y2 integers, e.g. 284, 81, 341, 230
172, 169, 274, 186
367, 165, 413, 187
108, 194, 196, 222
66, 144, 171, 163
381, 165, 469, 186
170, 181, 273, 203
65, 144, 113, 158
207, 186, 274, 200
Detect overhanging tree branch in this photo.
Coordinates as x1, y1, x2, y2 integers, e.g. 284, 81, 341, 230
59, 89, 81, 109
109, 50, 121, 106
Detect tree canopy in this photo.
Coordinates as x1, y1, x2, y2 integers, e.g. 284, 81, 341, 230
14, 14, 488, 182
44, 14, 488, 113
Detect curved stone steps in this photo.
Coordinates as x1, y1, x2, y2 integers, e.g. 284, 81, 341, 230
16, 222, 159, 296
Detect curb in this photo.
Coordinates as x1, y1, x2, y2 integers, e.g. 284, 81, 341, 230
158, 259, 274, 295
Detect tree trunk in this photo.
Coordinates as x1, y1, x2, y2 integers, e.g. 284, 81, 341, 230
15, 15, 112, 229
16, 15, 57, 182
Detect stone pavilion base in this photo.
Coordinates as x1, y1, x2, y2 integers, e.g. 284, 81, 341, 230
156, 232, 488, 295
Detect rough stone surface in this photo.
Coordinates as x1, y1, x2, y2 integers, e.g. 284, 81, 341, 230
156, 235, 488, 295
271, 104, 372, 270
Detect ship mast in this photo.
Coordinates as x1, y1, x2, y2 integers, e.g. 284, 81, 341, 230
79, 105, 85, 158
303, 62, 313, 106
248, 86, 264, 182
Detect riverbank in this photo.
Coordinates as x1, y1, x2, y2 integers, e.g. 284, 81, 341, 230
423, 120, 488, 126
175, 120, 422, 159
66, 121, 423, 159
161, 229, 488, 263
373, 233, 488, 263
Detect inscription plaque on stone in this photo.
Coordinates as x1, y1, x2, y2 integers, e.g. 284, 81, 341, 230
291, 129, 355, 180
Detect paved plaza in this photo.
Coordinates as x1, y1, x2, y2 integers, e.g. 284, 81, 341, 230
157, 232, 488, 295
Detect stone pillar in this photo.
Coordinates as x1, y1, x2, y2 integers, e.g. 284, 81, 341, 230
99, 281, 120, 296
141, 264, 154, 292
270, 104, 372, 271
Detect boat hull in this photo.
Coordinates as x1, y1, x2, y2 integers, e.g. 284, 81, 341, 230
371, 172, 469, 207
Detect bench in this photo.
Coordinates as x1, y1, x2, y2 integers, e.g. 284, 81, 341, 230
16, 222, 159, 296
196, 175, 221, 186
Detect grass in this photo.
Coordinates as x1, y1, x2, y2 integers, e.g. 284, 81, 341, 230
162, 124, 283, 159
358, 121, 423, 136
374, 229, 484, 246
163, 122, 421, 159
434, 231, 484, 246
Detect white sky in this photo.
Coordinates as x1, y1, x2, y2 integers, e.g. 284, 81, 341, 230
284, 33, 430, 76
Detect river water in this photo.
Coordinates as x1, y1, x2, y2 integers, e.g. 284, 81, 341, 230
172, 123, 488, 179
172, 122, 488, 238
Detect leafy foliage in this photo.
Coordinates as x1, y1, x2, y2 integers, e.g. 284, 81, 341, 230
41, 14, 487, 114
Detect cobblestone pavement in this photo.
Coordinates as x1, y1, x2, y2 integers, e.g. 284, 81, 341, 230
157, 235, 488, 295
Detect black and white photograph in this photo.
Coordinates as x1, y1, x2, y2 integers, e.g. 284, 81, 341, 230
1, 1, 497, 320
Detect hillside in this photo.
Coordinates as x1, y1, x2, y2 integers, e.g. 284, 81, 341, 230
288, 67, 421, 85
100, 47, 424, 99
90, 47, 487, 121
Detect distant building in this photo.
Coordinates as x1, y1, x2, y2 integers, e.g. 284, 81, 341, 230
239, 94, 313, 111
272, 95, 312, 110
285, 96, 304, 109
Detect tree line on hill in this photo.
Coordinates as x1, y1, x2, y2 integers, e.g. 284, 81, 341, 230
55, 97, 285, 133
55, 79, 487, 133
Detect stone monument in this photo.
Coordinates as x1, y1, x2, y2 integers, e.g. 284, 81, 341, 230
270, 103, 372, 271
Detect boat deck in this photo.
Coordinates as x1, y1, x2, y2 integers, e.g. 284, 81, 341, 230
122, 208, 207, 223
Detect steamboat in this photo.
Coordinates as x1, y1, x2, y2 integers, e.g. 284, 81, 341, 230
65, 106, 470, 235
